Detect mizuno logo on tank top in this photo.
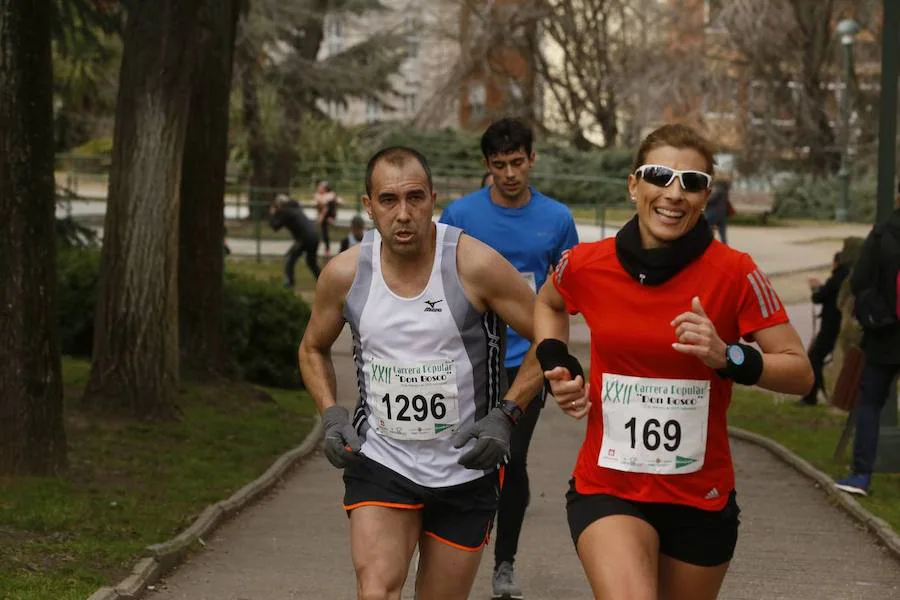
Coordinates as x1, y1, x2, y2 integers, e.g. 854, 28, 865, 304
424, 299, 444, 312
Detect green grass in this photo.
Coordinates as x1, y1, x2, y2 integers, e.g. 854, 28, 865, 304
729, 387, 900, 532
225, 218, 350, 242
0, 358, 317, 600
226, 256, 322, 295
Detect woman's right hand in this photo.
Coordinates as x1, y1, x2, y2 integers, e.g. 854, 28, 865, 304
544, 367, 591, 419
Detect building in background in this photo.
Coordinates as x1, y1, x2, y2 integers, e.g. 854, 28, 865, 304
663, 0, 881, 171
316, 0, 461, 127
456, 0, 540, 130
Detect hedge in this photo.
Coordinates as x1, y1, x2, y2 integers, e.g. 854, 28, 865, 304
57, 249, 310, 389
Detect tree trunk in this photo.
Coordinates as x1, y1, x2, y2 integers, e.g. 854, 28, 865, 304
598, 97, 619, 149
237, 3, 329, 209
268, 6, 327, 190
84, 0, 203, 419
0, 0, 67, 475
179, 0, 241, 378
238, 45, 270, 220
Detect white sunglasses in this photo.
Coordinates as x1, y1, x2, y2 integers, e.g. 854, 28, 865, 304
634, 164, 712, 193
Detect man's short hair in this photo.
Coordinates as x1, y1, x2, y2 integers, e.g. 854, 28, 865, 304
481, 118, 534, 159
365, 146, 433, 197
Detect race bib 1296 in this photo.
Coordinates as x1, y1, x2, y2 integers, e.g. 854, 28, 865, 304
367, 358, 460, 440
598, 374, 710, 475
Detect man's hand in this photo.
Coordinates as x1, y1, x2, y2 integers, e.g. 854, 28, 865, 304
807, 277, 822, 290
451, 407, 513, 470
321, 405, 362, 469
544, 367, 591, 419
671, 296, 727, 370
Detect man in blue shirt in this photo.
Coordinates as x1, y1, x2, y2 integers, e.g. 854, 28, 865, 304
440, 118, 579, 600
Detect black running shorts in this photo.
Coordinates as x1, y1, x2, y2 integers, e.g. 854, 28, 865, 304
566, 479, 741, 567
343, 455, 500, 551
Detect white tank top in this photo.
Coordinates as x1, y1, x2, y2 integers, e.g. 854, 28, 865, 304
343, 224, 506, 487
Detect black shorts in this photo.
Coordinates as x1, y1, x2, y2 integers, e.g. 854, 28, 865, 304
343, 455, 499, 551
566, 480, 740, 567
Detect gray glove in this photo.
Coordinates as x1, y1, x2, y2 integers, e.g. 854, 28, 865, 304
322, 405, 362, 469
451, 407, 514, 470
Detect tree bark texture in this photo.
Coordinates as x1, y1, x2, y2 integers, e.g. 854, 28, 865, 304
0, 0, 67, 475
85, 0, 203, 418
179, 0, 241, 378
237, 43, 269, 219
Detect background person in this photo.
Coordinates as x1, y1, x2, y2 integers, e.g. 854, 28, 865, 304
835, 184, 900, 496
314, 179, 343, 256
440, 117, 579, 600
704, 178, 732, 245
339, 214, 366, 253
798, 251, 850, 406
270, 193, 321, 286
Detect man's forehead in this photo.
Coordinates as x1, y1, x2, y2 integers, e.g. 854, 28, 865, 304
488, 149, 530, 162
372, 161, 429, 193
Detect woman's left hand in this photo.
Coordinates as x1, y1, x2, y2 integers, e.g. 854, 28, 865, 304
671, 296, 727, 370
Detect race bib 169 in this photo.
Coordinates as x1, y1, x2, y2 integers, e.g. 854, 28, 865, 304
598, 374, 710, 475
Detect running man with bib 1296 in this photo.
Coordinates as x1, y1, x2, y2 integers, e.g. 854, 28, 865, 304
298, 147, 544, 600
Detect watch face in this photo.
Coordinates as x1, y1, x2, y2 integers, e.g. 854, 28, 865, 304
501, 400, 522, 420
727, 345, 745, 366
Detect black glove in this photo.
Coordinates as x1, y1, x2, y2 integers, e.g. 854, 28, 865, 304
536, 338, 585, 382
322, 405, 362, 469
451, 407, 514, 470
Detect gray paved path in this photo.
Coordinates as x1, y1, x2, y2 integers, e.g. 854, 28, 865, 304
148, 322, 900, 600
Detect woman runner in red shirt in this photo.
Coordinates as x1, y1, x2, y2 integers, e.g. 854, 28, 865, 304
534, 124, 813, 600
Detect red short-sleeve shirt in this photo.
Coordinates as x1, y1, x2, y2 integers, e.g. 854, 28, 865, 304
553, 238, 788, 511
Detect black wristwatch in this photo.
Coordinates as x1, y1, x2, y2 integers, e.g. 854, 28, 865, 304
716, 343, 764, 385
498, 399, 524, 426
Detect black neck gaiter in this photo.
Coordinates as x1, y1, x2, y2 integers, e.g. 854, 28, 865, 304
614, 215, 713, 286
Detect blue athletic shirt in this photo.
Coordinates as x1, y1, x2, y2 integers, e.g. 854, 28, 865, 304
439, 186, 579, 368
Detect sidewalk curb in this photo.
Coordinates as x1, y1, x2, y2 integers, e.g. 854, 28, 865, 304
729, 426, 900, 560
86, 414, 323, 600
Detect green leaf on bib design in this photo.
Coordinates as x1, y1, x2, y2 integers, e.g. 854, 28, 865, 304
676, 456, 698, 469
435, 423, 453, 434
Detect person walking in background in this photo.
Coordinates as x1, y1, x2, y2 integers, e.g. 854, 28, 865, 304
339, 215, 366, 253
314, 180, 343, 257
705, 178, 732, 245
270, 193, 321, 286
798, 251, 850, 406
835, 184, 900, 496
440, 117, 579, 600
